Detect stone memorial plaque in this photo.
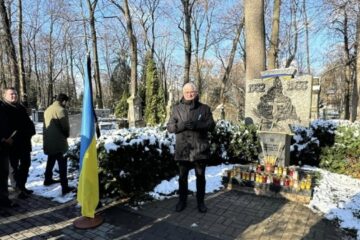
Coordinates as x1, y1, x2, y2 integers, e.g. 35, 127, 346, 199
258, 131, 292, 166
245, 69, 313, 133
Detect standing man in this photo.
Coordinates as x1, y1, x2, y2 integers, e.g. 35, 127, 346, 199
0, 96, 18, 208
167, 83, 215, 213
43, 93, 74, 195
2, 87, 35, 199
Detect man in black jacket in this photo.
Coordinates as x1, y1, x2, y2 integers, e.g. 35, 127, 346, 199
0, 94, 17, 207
167, 83, 215, 213
2, 87, 35, 199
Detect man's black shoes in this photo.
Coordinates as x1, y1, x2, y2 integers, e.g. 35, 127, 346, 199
62, 186, 76, 195
0, 199, 19, 208
175, 201, 187, 212
44, 179, 61, 186
20, 188, 33, 195
198, 202, 207, 213
18, 191, 29, 199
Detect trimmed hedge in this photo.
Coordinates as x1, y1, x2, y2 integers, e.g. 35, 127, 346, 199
67, 121, 259, 199
67, 119, 360, 200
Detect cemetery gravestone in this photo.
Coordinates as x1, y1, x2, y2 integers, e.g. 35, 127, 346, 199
127, 95, 144, 128
94, 109, 111, 118
31, 109, 44, 122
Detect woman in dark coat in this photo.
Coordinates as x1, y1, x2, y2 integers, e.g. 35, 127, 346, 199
167, 82, 215, 213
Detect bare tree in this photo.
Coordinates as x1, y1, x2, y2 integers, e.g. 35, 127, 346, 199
302, 0, 311, 73
268, 0, 281, 69
0, 0, 19, 90
17, 0, 27, 104
219, 17, 244, 104
180, 0, 196, 85
285, 0, 299, 68
87, 0, 103, 108
110, 0, 138, 97
352, 3, 360, 121
138, 0, 160, 58
244, 0, 266, 80
192, 0, 216, 95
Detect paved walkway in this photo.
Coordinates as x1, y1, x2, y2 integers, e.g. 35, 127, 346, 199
0, 190, 349, 240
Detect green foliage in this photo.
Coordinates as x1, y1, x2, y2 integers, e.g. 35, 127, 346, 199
229, 123, 259, 162
96, 129, 177, 199
290, 120, 337, 166
209, 120, 259, 165
114, 92, 129, 118
319, 125, 360, 178
109, 53, 131, 108
156, 83, 166, 124
144, 55, 165, 125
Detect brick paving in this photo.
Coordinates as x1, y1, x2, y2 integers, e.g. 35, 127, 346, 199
0, 190, 350, 240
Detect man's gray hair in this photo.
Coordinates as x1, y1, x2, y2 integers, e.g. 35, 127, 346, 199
183, 82, 197, 91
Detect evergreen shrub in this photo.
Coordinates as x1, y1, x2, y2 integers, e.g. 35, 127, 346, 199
319, 124, 360, 178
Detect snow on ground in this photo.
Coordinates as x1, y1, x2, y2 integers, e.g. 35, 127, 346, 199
305, 166, 360, 239
26, 123, 360, 239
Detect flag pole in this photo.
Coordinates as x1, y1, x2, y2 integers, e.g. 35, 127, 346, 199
73, 53, 103, 229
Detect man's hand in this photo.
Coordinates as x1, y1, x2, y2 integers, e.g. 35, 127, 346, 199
1, 137, 13, 147
4, 138, 14, 145
184, 121, 196, 130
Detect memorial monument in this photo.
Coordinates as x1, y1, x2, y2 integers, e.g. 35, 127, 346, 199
245, 68, 314, 166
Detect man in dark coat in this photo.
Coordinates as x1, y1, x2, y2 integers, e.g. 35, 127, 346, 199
43, 93, 74, 195
0, 97, 18, 208
167, 82, 215, 213
2, 87, 35, 199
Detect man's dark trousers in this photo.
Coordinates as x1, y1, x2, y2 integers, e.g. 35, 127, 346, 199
178, 160, 206, 204
9, 151, 31, 190
44, 153, 68, 188
0, 150, 10, 204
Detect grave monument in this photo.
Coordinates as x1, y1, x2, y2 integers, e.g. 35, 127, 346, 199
245, 68, 314, 166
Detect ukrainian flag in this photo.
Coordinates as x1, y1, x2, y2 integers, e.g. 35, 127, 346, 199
77, 56, 99, 218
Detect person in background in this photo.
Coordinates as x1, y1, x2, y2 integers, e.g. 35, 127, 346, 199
43, 93, 75, 195
2, 87, 35, 199
0, 95, 18, 208
167, 82, 215, 213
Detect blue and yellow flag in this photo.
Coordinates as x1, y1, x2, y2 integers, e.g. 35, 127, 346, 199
77, 55, 99, 218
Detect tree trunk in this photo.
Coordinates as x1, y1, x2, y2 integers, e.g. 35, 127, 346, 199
181, 0, 194, 85
219, 17, 244, 104
69, 43, 77, 102
17, 0, 27, 105
0, 0, 19, 91
0, 48, 6, 88
47, 18, 54, 106
285, 0, 298, 68
30, 35, 42, 108
303, 0, 311, 74
124, 0, 138, 97
343, 9, 351, 120
25, 45, 31, 90
244, 0, 266, 81
87, 0, 103, 108
192, 1, 213, 96
80, 0, 89, 52
268, 0, 281, 70
352, 8, 360, 121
